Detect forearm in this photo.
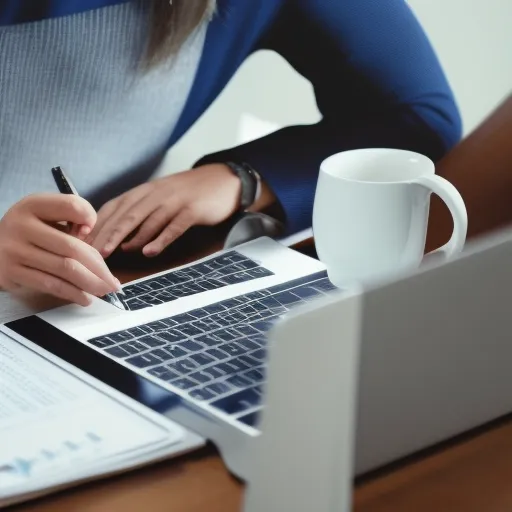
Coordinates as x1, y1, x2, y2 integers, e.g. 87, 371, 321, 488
427, 96, 512, 251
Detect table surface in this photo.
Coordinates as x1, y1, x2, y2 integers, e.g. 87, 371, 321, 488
3, 237, 512, 512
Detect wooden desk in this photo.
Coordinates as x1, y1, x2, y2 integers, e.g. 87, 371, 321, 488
5, 238, 512, 512
8, 96, 512, 511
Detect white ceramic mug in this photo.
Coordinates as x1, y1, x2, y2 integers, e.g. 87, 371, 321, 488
313, 148, 468, 287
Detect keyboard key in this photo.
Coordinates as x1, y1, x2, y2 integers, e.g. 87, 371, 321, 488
168, 358, 201, 374
244, 290, 269, 301
201, 279, 224, 290
213, 329, 238, 342
196, 335, 222, 347
190, 353, 216, 366
188, 308, 209, 319
224, 311, 246, 323
211, 386, 262, 414
171, 313, 196, 324
160, 317, 179, 328
203, 303, 226, 315
177, 268, 202, 280
223, 342, 246, 357
190, 320, 213, 333
204, 382, 232, 397
172, 378, 197, 391
250, 348, 267, 362
237, 410, 261, 427
188, 371, 214, 384
238, 260, 260, 271
179, 340, 203, 352
195, 318, 222, 331
105, 345, 131, 358
139, 294, 164, 306
148, 365, 181, 381
226, 374, 252, 388
127, 326, 152, 337
156, 330, 183, 343
250, 335, 267, 346
205, 348, 230, 361
177, 324, 203, 337
212, 362, 238, 376
146, 320, 168, 331
208, 314, 232, 327
238, 305, 259, 316
274, 291, 302, 307
125, 353, 162, 368
146, 280, 165, 291
238, 338, 260, 351
218, 297, 243, 309
120, 341, 147, 355
124, 283, 150, 296
139, 335, 166, 348
238, 354, 259, 367
247, 267, 273, 279
159, 345, 188, 360
108, 331, 134, 343
155, 290, 176, 302
293, 286, 323, 300
126, 299, 147, 310
314, 278, 338, 292
157, 274, 188, 286
235, 325, 260, 337
202, 366, 225, 380
258, 296, 282, 309
226, 358, 251, 372
250, 320, 275, 333
221, 273, 252, 285
88, 336, 115, 349
190, 388, 215, 401
243, 368, 265, 384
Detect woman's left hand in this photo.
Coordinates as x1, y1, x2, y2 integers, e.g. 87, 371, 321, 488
87, 164, 241, 258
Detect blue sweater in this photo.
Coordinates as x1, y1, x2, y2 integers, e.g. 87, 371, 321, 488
0, 0, 461, 234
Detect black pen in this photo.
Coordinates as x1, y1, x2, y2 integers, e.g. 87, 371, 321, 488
51, 166, 128, 311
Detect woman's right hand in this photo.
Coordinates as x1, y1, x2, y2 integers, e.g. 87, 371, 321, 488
0, 194, 121, 306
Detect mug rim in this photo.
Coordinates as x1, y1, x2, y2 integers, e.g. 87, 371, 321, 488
320, 148, 435, 185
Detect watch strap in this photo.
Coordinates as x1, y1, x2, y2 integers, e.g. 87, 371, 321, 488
225, 161, 259, 210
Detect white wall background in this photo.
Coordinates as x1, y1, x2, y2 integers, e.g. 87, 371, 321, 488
161, 0, 511, 175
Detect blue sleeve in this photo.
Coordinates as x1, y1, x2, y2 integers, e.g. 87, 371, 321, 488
197, 0, 462, 234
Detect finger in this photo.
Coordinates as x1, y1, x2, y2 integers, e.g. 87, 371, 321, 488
24, 194, 97, 229
21, 244, 118, 297
90, 185, 154, 256
98, 199, 158, 257
86, 199, 119, 245
121, 205, 176, 251
143, 209, 195, 257
10, 266, 92, 307
25, 220, 120, 290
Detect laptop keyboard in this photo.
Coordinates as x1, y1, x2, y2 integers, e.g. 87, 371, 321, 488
88, 271, 336, 428
120, 251, 274, 311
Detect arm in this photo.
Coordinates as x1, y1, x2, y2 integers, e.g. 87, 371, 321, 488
427, 95, 512, 251
196, 0, 461, 234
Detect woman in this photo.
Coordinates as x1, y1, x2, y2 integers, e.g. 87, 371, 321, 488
0, 0, 461, 306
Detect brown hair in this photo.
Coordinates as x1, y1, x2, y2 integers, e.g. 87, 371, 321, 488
145, 0, 216, 68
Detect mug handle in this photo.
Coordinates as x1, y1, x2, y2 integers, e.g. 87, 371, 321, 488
414, 175, 468, 261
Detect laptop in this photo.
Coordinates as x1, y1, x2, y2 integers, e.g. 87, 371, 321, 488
245, 226, 512, 511
0, 237, 332, 490
3, 228, 511, 504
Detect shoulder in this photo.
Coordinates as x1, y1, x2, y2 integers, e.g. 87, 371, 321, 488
0, 0, 128, 26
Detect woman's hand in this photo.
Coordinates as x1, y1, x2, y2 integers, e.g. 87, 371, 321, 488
0, 194, 121, 306
88, 164, 242, 258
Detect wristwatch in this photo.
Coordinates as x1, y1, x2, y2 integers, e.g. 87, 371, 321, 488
225, 162, 261, 211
